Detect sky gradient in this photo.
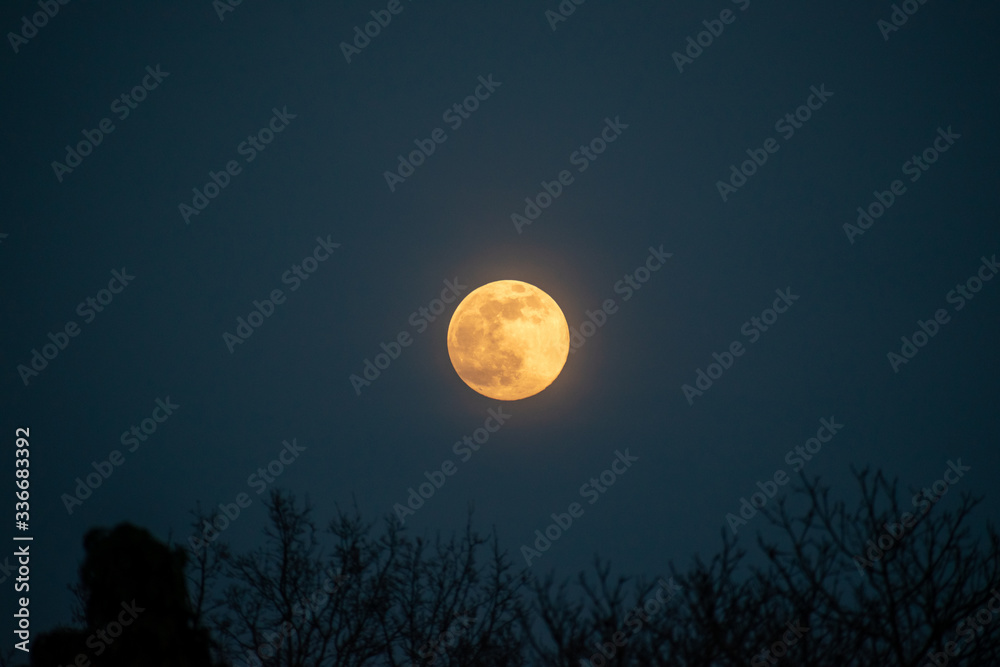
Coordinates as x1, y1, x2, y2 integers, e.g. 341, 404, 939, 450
2, 0, 999, 646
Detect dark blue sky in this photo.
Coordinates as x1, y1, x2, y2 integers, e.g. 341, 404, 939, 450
2, 0, 998, 642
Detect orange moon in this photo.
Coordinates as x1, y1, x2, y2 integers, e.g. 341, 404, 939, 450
447, 280, 570, 401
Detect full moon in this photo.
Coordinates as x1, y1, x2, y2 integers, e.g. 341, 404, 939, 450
447, 280, 570, 401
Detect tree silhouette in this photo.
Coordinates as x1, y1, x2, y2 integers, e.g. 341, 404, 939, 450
187, 467, 999, 666
189, 491, 523, 666
522, 467, 1000, 666
34, 465, 1000, 666
746, 467, 1000, 665
32, 523, 222, 667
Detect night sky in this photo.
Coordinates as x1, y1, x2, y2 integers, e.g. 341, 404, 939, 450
2, 0, 999, 646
